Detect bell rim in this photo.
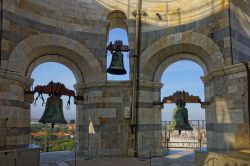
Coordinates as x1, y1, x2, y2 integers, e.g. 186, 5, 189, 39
107, 68, 127, 75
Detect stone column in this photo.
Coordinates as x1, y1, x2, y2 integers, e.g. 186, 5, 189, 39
74, 81, 164, 157
136, 81, 163, 157
0, 70, 33, 147
75, 81, 133, 157
202, 63, 250, 151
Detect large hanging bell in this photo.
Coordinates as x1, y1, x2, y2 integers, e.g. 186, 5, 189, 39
168, 102, 193, 134
107, 51, 127, 75
39, 96, 67, 127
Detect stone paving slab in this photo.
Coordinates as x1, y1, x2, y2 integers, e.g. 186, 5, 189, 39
40, 150, 195, 166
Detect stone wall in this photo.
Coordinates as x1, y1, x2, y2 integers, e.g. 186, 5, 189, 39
0, 0, 107, 74
0, 70, 33, 146
0, 0, 232, 71
230, 0, 250, 63
75, 81, 132, 156
74, 81, 162, 156
0, 0, 249, 157
202, 63, 250, 150
195, 150, 250, 166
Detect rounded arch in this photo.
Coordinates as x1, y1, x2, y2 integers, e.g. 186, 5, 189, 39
154, 53, 207, 82
141, 31, 225, 82
8, 34, 104, 83
26, 54, 83, 83
107, 10, 128, 30
107, 10, 127, 20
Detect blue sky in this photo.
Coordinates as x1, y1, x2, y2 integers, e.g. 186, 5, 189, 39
161, 61, 205, 121
31, 28, 205, 121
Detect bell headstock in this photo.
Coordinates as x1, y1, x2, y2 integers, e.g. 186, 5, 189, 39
107, 40, 129, 52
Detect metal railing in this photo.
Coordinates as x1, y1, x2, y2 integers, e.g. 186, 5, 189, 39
161, 120, 207, 149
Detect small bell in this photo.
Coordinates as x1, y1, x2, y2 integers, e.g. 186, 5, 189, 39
168, 101, 193, 134
107, 51, 127, 75
39, 96, 67, 128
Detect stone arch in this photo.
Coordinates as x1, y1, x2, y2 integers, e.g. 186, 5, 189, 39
106, 10, 131, 80
141, 31, 224, 82
107, 10, 128, 30
8, 34, 104, 83
154, 53, 207, 82
26, 54, 83, 83
106, 10, 129, 43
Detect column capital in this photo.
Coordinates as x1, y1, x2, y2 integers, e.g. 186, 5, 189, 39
0, 69, 33, 89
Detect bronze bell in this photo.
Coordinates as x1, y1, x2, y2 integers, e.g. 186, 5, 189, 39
39, 96, 67, 128
107, 51, 127, 75
168, 101, 193, 134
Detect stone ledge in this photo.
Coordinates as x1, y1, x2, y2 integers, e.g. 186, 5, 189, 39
0, 144, 40, 166
201, 62, 249, 83
0, 69, 33, 88
75, 80, 162, 90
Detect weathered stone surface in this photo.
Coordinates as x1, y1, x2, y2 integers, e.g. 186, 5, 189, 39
0, 0, 250, 159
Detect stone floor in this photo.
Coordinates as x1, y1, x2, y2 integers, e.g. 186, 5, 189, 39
40, 149, 195, 166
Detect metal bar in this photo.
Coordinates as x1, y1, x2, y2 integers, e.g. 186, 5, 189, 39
168, 121, 171, 149
0, 0, 3, 64
164, 122, 167, 148
167, 142, 203, 144
198, 120, 200, 131
149, 146, 151, 166
132, 0, 142, 158
243, 62, 250, 149
228, 0, 234, 65
161, 120, 207, 149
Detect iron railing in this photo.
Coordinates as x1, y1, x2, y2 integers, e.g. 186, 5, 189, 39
162, 120, 207, 149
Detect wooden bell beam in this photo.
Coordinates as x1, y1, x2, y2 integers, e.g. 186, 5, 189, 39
25, 81, 84, 101
32, 81, 75, 97
162, 90, 210, 106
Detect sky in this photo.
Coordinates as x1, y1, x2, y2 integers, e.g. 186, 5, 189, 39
31, 63, 76, 120
31, 28, 205, 121
161, 61, 205, 121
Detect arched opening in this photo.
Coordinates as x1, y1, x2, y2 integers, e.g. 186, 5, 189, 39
7, 34, 103, 83
161, 60, 206, 151
106, 10, 130, 80
107, 28, 130, 80
30, 62, 77, 152
140, 32, 225, 82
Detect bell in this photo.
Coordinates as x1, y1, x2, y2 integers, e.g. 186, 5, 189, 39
107, 51, 127, 75
39, 96, 67, 128
168, 102, 193, 134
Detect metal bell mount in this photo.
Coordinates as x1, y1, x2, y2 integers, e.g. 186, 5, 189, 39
106, 40, 129, 75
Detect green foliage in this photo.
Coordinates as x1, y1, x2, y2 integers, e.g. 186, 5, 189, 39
31, 123, 76, 152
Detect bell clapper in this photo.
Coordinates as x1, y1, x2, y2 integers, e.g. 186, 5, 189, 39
51, 123, 55, 128
178, 130, 181, 135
